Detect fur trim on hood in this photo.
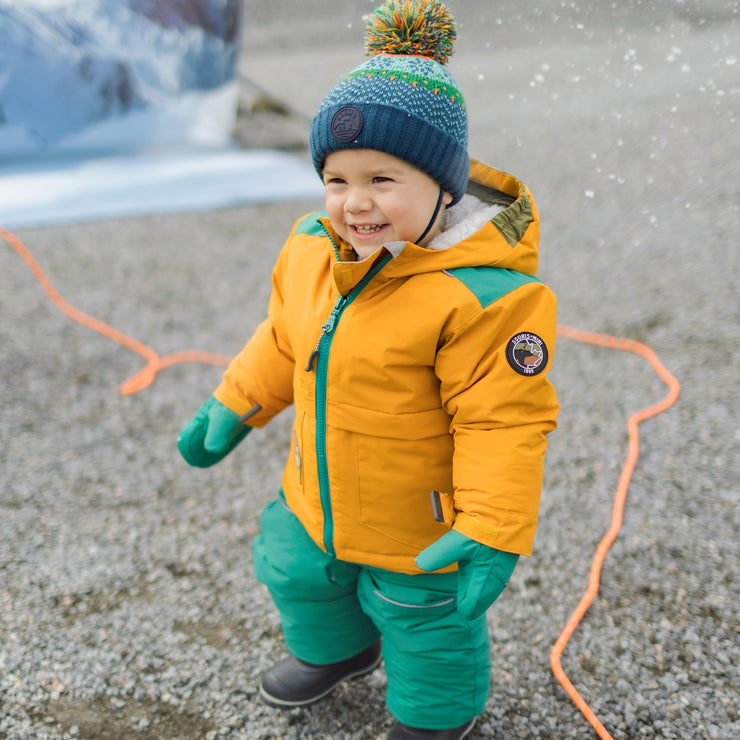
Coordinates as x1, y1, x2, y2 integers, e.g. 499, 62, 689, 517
428, 193, 506, 251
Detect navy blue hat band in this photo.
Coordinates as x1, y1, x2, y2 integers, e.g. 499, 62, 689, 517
311, 102, 469, 204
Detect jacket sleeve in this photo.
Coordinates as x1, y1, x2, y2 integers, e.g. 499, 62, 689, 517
435, 281, 559, 556
213, 237, 296, 426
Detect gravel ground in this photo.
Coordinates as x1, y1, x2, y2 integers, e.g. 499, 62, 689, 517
1, 1, 739, 738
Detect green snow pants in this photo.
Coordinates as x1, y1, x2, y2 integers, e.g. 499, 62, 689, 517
252, 496, 491, 729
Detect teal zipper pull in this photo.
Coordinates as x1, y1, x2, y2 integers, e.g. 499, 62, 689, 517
322, 312, 338, 334
305, 298, 346, 372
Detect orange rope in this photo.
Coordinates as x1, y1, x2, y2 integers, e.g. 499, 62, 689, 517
4, 226, 681, 738
1, 226, 232, 394
551, 324, 681, 739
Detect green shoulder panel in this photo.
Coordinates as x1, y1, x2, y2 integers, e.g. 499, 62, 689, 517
295, 211, 329, 237
444, 266, 541, 308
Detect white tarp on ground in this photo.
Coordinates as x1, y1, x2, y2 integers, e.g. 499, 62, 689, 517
0, 148, 323, 230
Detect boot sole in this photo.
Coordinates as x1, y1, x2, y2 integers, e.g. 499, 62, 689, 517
388, 717, 476, 740
259, 652, 382, 708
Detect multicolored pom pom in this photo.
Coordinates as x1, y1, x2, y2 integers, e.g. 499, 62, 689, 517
365, 0, 456, 65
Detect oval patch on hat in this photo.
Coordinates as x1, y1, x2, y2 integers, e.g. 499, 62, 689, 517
331, 106, 364, 143
506, 332, 548, 376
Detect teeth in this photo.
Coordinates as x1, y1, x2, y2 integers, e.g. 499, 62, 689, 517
354, 224, 383, 234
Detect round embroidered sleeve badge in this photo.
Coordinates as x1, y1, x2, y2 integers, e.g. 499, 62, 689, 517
330, 106, 364, 143
506, 332, 549, 376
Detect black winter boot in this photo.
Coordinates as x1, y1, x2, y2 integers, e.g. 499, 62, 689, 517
259, 641, 382, 707
387, 718, 476, 739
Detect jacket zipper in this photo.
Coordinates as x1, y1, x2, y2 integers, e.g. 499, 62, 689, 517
306, 248, 392, 557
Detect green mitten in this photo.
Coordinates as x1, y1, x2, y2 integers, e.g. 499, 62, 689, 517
416, 529, 519, 620
177, 396, 252, 468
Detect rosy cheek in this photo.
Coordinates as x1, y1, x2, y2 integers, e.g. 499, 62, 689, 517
324, 195, 339, 214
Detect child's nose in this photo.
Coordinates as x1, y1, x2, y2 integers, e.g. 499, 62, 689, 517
344, 187, 372, 213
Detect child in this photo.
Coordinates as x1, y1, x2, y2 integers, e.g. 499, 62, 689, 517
177, 1, 559, 737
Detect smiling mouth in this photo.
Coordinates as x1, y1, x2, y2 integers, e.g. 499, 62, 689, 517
352, 224, 385, 235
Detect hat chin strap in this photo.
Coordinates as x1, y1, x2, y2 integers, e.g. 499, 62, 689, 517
415, 186, 446, 246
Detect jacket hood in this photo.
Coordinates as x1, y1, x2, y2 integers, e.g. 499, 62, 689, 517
323, 159, 541, 292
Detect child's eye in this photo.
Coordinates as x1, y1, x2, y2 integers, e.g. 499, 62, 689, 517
373, 176, 392, 184
324, 177, 346, 185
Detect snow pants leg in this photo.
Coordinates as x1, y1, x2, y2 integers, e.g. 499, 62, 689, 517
252, 496, 381, 664
252, 495, 491, 728
356, 567, 490, 729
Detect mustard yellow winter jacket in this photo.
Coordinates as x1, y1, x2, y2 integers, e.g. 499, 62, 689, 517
215, 159, 559, 574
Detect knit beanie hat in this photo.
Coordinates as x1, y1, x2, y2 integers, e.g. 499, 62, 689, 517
309, 0, 469, 205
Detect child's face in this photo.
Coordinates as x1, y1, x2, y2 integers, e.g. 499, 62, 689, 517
322, 149, 452, 260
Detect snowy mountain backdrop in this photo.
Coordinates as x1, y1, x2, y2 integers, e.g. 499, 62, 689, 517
0, 0, 242, 157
